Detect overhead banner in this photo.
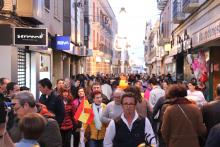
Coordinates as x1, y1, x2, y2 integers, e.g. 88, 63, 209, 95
14, 27, 48, 46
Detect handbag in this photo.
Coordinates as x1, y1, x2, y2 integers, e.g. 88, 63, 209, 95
177, 105, 206, 146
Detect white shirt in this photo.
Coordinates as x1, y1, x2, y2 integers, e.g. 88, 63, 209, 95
101, 84, 113, 100
103, 111, 156, 147
149, 86, 165, 108
187, 90, 207, 107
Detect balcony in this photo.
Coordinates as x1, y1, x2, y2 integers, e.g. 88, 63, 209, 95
157, 0, 168, 11
182, 0, 200, 13
158, 35, 170, 46
172, 0, 185, 24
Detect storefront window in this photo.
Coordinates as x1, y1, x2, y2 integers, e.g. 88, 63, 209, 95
40, 54, 51, 80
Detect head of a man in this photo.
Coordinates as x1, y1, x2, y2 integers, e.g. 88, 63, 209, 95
134, 80, 142, 90
121, 92, 137, 117
6, 82, 20, 97
38, 78, 52, 95
19, 113, 46, 140
56, 79, 64, 91
74, 80, 81, 87
148, 78, 158, 88
92, 91, 102, 106
91, 82, 102, 92
113, 88, 125, 105
0, 78, 10, 94
11, 91, 37, 119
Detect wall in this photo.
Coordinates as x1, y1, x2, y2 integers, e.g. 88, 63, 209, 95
0, 46, 17, 82
40, 0, 63, 36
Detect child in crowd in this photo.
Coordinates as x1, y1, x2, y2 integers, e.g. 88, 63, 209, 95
15, 113, 46, 147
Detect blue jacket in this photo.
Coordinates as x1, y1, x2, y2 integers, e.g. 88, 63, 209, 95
15, 139, 39, 147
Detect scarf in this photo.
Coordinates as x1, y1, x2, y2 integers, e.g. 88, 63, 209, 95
92, 103, 102, 130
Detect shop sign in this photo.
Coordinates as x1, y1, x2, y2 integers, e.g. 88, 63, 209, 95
105, 59, 110, 63
63, 43, 74, 55
87, 48, 93, 56
96, 56, 101, 62
80, 46, 86, 56
183, 38, 192, 51
192, 19, 220, 47
73, 46, 80, 55
169, 47, 177, 56
54, 36, 70, 50
14, 27, 47, 46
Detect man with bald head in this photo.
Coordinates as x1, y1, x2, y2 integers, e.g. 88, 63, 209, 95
101, 88, 125, 125
202, 83, 220, 134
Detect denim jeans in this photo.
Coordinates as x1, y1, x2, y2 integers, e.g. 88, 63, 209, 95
89, 139, 103, 147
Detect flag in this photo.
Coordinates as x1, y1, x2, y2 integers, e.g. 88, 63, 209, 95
118, 80, 128, 89
74, 99, 94, 124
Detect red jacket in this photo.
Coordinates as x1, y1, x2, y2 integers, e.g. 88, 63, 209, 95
60, 99, 74, 130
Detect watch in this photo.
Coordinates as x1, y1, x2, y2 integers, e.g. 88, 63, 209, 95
0, 0, 4, 11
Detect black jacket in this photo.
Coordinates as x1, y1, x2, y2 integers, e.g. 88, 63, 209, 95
205, 123, 220, 147
39, 91, 65, 125
202, 99, 220, 134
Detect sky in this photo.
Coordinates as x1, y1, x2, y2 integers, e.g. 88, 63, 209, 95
108, 0, 159, 66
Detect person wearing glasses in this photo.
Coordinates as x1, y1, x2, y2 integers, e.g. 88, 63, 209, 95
9, 91, 62, 147
101, 88, 124, 125
103, 92, 156, 147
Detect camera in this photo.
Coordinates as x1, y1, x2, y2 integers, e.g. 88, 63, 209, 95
0, 102, 13, 123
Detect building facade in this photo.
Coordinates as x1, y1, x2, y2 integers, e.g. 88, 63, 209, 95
155, 0, 220, 99
85, 0, 117, 75
0, 0, 89, 98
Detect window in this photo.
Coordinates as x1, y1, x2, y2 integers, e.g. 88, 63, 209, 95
17, 48, 26, 87
45, 0, 50, 10
97, 32, 99, 49
93, 30, 96, 49
93, 2, 95, 22
54, 0, 58, 17
54, 0, 61, 20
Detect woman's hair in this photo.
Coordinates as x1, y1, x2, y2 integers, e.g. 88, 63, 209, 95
188, 81, 197, 87
76, 87, 86, 99
166, 84, 187, 99
19, 113, 46, 140
124, 86, 142, 103
91, 90, 102, 99
60, 87, 73, 103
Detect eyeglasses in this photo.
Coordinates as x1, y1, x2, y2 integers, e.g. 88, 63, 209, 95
13, 106, 22, 112
122, 103, 135, 106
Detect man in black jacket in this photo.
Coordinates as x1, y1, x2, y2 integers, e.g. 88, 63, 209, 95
202, 83, 220, 134
0, 77, 10, 102
38, 78, 65, 125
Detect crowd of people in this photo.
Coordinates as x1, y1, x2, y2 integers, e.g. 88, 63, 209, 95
0, 73, 219, 147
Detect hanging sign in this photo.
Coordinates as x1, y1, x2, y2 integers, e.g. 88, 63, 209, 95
14, 27, 47, 46
54, 36, 70, 50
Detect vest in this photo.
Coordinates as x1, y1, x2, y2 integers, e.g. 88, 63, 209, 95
113, 117, 145, 147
